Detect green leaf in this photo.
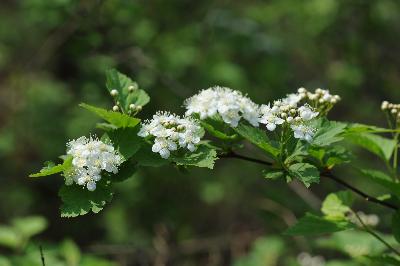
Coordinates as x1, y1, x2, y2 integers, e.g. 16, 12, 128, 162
234, 123, 279, 158
312, 119, 347, 147
59, 179, 113, 218
309, 146, 352, 168
12, 216, 47, 239
346, 123, 400, 134
344, 132, 396, 161
29, 156, 72, 177
169, 145, 218, 169
288, 163, 320, 187
200, 119, 239, 141
106, 69, 150, 111
263, 169, 285, 180
285, 213, 354, 236
360, 169, 400, 197
108, 127, 142, 160
392, 211, 400, 244
367, 255, 400, 266
135, 143, 169, 167
80, 103, 140, 128
0, 226, 20, 249
321, 191, 353, 220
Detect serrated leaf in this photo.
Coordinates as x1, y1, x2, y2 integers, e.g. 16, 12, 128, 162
59, 179, 113, 217
108, 127, 142, 160
169, 145, 218, 169
80, 103, 140, 128
392, 211, 400, 244
360, 169, 400, 197
312, 119, 347, 147
106, 69, 150, 111
234, 123, 279, 158
345, 132, 396, 161
29, 156, 72, 177
285, 213, 354, 236
321, 191, 353, 220
288, 163, 320, 187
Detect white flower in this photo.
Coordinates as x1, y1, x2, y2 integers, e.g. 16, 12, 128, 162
259, 104, 284, 131
282, 93, 302, 107
291, 124, 316, 142
184, 86, 260, 127
138, 112, 203, 158
298, 105, 319, 121
66, 136, 123, 191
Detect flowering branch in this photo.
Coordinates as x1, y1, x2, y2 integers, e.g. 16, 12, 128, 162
221, 151, 399, 211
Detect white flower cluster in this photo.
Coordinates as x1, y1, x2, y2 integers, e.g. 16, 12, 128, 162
259, 94, 319, 142
381, 101, 400, 122
138, 112, 203, 159
184, 86, 260, 127
65, 137, 123, 191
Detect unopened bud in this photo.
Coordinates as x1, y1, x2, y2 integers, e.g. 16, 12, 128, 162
110, 89, 119, 97
287, 116, 293, 122
128, 85, 137, 92
129, 104, 136, 110
392, 109, 398, 114
136, 105, 142, 111
112, 105, 119, 112
381, 101, 389, 110
281, 112, 287, 118
316, 88, 323, 94
298, 87, 306, 94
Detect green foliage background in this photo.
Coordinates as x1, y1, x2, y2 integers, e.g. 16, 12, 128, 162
1, 0, 400, 264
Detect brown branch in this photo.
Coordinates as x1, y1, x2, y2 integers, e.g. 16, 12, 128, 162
220, 152, 399, 211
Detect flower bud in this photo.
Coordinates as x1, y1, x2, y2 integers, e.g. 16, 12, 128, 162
316, 88, 323, 94
392, 108, 398, 114
110, 89, 118, 97
287, 116, 293, 122
381, 101, 389, 110
136, 105, 142, 111
112, 105, 119, 112
298, 87, 306, 94
129, 104, 136, 110
319, 99, 324, 103
128, 85, 137, 92
281, 112, 287, 118
295, 117, 302, 122
330, 98, 337, 104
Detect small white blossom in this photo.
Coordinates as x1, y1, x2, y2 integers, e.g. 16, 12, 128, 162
66, 136, 123, 191
184, 86, 260, 127
298, 105, 319, 121
259, 104, 284, 131
291, 124, 316, 142
138, 112, 203, 158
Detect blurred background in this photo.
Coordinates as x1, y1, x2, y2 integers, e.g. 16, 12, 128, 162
1, 0, 400, 265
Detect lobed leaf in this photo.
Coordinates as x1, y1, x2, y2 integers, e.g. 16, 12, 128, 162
288, 163, 320, 188
169, 145, 218, 169
29, 156, 72, 178
360, 169, 400, 197
107, 127, 142, 160
59, 179, 113, 218
321, 191, 353, 220
311, 119, 347, 147
234, 123, 279, 158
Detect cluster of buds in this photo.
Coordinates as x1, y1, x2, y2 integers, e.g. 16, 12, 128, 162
347, 211, 379, 227
110, 87, 142, 115
297, 87, 341, 116
381, 101, 400, 123
297, 252, 325, 266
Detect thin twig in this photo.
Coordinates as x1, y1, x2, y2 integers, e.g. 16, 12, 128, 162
39, 245, 45, 266
220, 152, 399, 211
354, 211, 400, 256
